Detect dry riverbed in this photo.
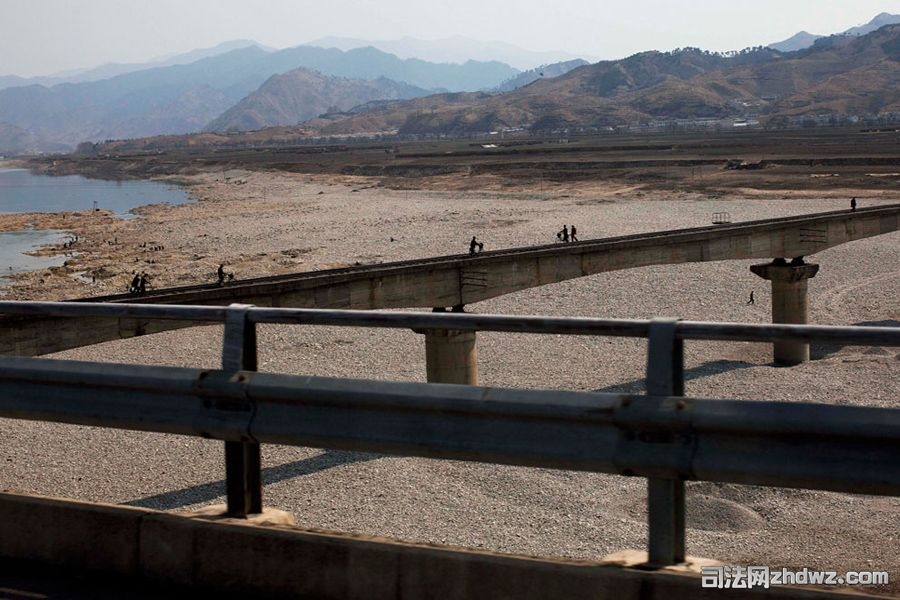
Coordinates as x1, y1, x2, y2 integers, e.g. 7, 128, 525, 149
0, 166, 898, 594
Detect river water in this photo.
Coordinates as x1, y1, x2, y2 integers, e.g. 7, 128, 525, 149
0, 229, 68, 277
0, 168, 191, 215
0, 168, 192, 281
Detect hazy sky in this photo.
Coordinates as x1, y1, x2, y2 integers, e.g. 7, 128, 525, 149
2, 0, 898, 77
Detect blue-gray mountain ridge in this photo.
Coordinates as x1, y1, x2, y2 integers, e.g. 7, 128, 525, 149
0, 45, 518, 153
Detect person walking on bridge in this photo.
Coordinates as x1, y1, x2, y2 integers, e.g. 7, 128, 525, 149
128, 271, 140, 295
469, 236, 483, 255
571, 225, 578, 242
747, 290, 755, 305
851, 197, 857, 212
561, 225, 569, 243
217, 263, 226, 285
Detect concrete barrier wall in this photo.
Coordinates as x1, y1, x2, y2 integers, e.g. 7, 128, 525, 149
0, 492, 879, 599
0, 492, 143, 574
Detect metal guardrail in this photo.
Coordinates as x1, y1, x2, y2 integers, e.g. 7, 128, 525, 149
1, 301, 899, 568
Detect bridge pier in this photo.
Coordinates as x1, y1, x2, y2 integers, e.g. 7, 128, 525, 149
750, 258, 820, 366
424, 329, 478, 384
419, 307, 478, 385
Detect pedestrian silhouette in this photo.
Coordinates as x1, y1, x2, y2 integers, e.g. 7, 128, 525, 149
129, 272, 140, 295
138, 273, 148, 295
217, 264, 226, 285
571, 225, 578, 242
747, 291, 755, 305
850, 197, 857, 212
469, 236, 483, 255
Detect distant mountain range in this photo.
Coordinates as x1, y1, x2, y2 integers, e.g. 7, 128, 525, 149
769, 12, 900, 52
206, 59, 598, 134
206, 69, 431, 132
3, 15, 900, 156
493, 60, 590, 92
0, 40, 270, 92
305, 35, 594, 70
0, 45, 518, 153
91, 22, 900, 157
283, 23, 900, 138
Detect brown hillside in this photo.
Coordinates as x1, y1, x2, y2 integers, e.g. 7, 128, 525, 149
304, 24, 900, 136
206, 67, 431, 132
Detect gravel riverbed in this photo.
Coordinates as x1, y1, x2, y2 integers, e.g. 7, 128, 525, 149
0, 170, 897, 592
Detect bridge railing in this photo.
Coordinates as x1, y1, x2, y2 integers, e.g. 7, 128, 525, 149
0, 300, 898, 568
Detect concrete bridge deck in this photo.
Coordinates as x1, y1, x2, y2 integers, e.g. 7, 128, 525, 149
1, 203, 898, 357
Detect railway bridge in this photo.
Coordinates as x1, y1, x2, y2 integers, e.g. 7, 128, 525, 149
2, 204, 899, 373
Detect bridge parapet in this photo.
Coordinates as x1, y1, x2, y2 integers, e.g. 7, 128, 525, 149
2, 491, 873, 599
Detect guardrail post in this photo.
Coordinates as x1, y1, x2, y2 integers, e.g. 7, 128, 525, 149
222, 303, 262, 517
645, 318, 685, 566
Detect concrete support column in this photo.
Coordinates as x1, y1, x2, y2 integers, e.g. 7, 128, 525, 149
424, 329, 478, 385
416, 306, 478, 385
750, 259, 820, 366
